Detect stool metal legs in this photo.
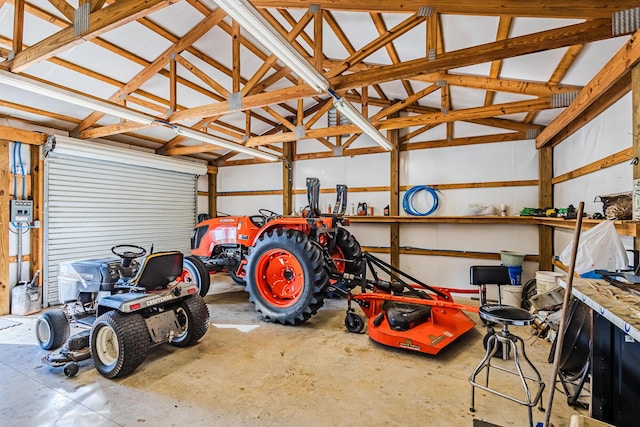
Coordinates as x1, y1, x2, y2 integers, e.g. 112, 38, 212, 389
469, 330, 545, 427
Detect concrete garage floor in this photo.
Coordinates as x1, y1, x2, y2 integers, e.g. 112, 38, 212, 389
0, 276, 585, 427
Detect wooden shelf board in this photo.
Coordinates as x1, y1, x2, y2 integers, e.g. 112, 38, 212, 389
347, 215, 640, 236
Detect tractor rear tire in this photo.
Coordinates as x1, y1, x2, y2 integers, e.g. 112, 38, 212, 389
36, 309, 70, 350
170, 295, 210, 348
90, 311, 149, 379
183, 256, 211, 297
245, 229, 329, 326
334, 227, 363, 275
327, 227, 363, 298
229, 267, 246, 286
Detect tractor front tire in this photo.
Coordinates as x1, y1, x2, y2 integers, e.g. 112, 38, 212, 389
170, 295, 210, 348
183, 256, 211, 297
36, 309, 70, 350
90, 311, 149, 379
245, 229, 329, 326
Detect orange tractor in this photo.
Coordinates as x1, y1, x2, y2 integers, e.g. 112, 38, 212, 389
190, 178, 361, 325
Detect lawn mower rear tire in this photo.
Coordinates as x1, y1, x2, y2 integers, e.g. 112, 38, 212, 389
90, 311, 149, 379
170, 295, 210, 348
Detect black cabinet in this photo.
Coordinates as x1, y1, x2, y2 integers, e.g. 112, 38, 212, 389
591, 312, 640, 425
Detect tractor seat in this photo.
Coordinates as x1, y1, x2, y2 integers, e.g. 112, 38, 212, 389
129, 251, 184, 290
383, 291, 432, 331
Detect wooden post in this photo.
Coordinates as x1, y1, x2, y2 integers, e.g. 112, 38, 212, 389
207, 164, 217, 218
633, 65, 640, 259
0, 140, 9, 315
538, 145, 553, 270
30, 144, 43, 286
389, 113, 400, 268
282, 142, 294, 215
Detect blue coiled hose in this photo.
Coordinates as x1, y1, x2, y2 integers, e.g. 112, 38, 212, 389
402, 185, 440, 216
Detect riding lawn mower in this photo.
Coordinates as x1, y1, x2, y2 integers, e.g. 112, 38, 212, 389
35, 245, 210, 378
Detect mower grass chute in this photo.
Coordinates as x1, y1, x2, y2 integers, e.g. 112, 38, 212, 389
35, 244, 210, 379
344, 252, 478, 355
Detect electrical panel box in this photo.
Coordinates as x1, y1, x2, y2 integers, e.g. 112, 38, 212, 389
10, 200, 33, 223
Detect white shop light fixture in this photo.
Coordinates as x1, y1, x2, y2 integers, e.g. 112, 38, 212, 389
0, 70, 279, 161
210, 0, 393, 152
211, 0, 329, 93
331, 93, 394, 151
174, 126, 279, 161
0, 69, 154, 125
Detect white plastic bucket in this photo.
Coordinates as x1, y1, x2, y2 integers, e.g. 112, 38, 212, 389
501, 285, 523, 308
535, 271, 564, 293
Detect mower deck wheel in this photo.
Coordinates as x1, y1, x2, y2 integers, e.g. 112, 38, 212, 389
345, 312, 365, 333
64, 362, 79, 377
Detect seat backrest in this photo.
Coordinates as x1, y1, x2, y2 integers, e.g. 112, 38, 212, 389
470, 265, 511, 286
470, 265, 511, 305
129, 251, 184, 289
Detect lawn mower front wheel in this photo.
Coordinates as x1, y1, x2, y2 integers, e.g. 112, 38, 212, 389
36, 309, 70, 350
90, 311, 149, 379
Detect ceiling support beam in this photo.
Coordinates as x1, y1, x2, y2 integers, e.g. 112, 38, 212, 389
12, 0, 24, 56
249, 1, 640, 19
72, 7, 226, 135
10, 0, 177, 72
243, 97, 551, 148
537, 28, 640, 148
332, 19, 616, 92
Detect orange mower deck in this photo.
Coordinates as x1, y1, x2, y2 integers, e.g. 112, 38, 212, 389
352, 289, 478, 354
343, 253, 479, 355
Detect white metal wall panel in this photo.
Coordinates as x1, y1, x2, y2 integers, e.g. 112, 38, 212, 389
44, 151, 199, 306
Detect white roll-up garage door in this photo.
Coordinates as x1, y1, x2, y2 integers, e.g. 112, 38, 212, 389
43, 136, 207, 306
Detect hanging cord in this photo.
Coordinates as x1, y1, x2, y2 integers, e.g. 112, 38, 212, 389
402, 185, 440, 216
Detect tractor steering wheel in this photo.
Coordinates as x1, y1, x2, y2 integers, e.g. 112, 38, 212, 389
111, 244, 147, 266
258, 209, 281, 222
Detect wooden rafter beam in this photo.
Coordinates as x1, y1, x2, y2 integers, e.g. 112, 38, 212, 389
326, 13, 425, 78
244, 97, 551, 147
539, 72, 631, 148
10, 0, 177, 72
73, 7, 226, 134
524, 44, 585, 123
371, 12, 414, 97
165, 21, 606, 127
250, 1, 640, 19
537, 28, 640, 148
332, 19, 616, 92
484, 16, 512, 106
0, 125, 47, 145
12, 0, 24, 55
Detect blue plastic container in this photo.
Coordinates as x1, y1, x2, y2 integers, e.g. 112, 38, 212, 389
507, 265, 522, 286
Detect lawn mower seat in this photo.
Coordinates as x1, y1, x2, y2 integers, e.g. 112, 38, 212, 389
128, 251, 184, 290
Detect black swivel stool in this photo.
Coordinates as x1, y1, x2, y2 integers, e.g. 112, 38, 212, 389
468, 265, 545, 427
